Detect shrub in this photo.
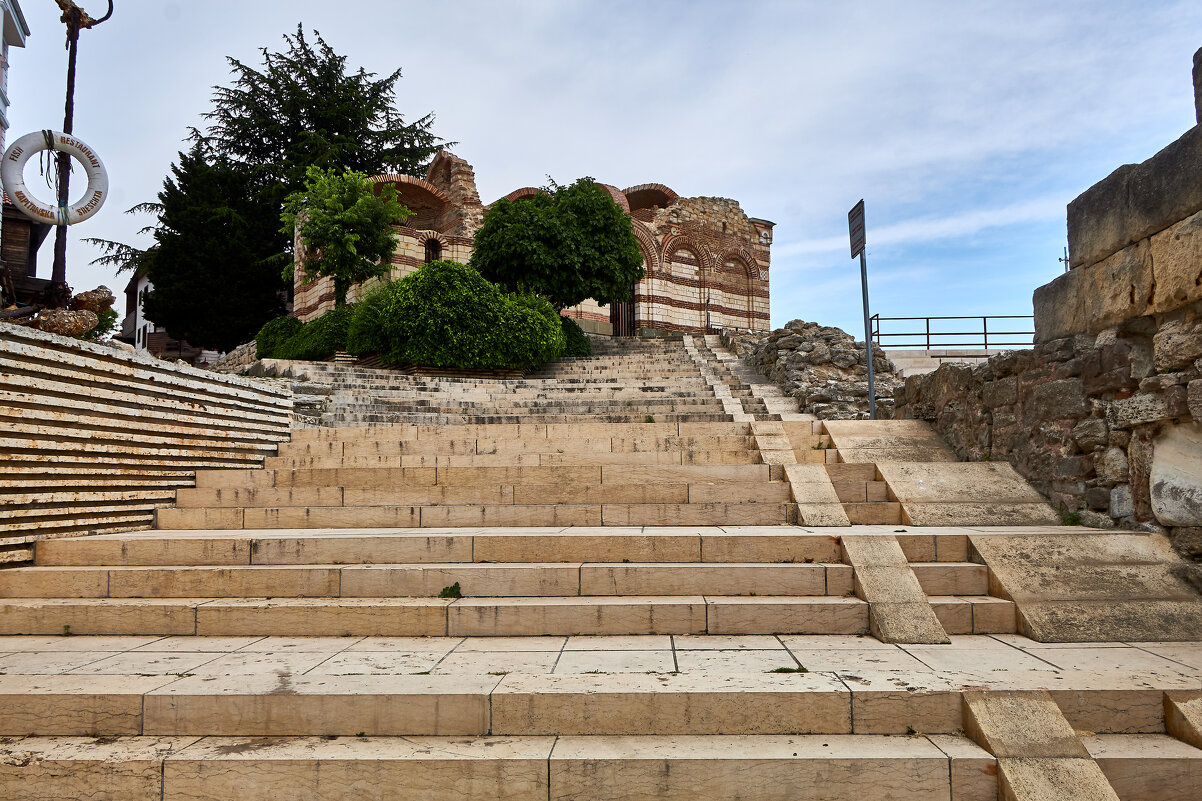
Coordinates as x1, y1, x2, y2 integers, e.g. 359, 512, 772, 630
351, 259, 565, 369
346, 282, 392, 356
509, 292, 567, 367
274, 306, 354, 360
255, 315, 303, 359
559, 315, 592, 357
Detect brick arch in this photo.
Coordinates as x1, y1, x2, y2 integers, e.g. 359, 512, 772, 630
497, 186, 543, 204
718, 248, 760, 330
597, 183, 631, 213
660, 234, 711, 273
624, 183, 680, 212
631, 221, 660, 276
369, 174, 452, 204
718, 247, 758, 278
369, 174, 454, 232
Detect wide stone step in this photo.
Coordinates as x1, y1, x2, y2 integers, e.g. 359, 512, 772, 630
261, 450, 763, 469
276, 434, 758, 456
0, 562, 848, 598
33, 527, 974, 566
0, 733, 1014, 801
155, 502, 795, 530
318, 412, 736, 426
0, 596, 869, 636
175, 480, 790, 508
290, 422, 757, 439
0, 663, 1180, 739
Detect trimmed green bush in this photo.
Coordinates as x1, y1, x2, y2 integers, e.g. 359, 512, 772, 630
351, 260, 565, 369
255, 315, 303, 359
559, 315, 592, 357
274, 306, 354, 360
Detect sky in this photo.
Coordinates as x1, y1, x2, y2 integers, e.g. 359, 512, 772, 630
6, 0, 1202, 340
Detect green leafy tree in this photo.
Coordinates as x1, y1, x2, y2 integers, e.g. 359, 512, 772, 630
282, 166, 413, 307
469, 178, 644, 310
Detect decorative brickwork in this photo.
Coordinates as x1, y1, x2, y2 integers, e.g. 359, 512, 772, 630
295, 153, 773, 334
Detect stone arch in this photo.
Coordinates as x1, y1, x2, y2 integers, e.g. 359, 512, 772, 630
624, 183, 680, 212
661, 235, 711, 276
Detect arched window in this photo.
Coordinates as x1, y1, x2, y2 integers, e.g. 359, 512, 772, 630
424, 238, 442, 264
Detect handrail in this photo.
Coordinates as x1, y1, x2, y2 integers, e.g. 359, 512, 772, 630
870, 314, 1033, 350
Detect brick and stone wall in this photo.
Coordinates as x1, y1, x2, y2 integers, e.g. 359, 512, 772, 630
895, 63, 1202, 555
295, 157, 773, 335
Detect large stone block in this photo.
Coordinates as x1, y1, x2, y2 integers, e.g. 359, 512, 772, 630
1151, 422, 1202, 526
1107, 393, 1171, 429
1067, 124, 1202, 270
1033, 241, 1153, 341
1150, 208, 1202, 314
1023, 379, 1090, 421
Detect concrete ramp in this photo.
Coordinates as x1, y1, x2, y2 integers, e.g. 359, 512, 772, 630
877, 462, 1060, 526
971, 530, 1202, 642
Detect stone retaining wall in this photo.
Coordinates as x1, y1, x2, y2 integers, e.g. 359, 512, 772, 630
893, 321, 1200, 538
0, 323, 293, 563
896, 97, 1202, 556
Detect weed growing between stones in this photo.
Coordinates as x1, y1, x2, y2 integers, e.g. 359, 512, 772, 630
768, 666, 808, 673
1059, 509, 1083, 526
439, 582, 462, 598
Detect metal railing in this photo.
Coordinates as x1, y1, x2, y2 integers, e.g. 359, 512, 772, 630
870, 314, 1034, 350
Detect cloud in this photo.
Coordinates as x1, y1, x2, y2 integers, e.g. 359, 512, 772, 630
774, 195, 1069, 257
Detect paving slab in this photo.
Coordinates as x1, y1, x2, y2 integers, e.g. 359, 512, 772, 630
0, 736, 201, 801
160, 735, 555, 801
143, 673, 501, 736
971, 532, 1202, 642
491, 671, 851, 735
822, 420, 957, 462
1083, 733, 1202, 801
548, 734, 957, 801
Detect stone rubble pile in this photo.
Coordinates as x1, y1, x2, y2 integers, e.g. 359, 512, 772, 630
725, 319, 901, 420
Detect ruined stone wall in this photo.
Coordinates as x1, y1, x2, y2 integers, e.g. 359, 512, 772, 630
896, 101, 1202, 550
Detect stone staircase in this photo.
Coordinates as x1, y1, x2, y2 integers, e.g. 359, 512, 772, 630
2, 337, 1201, 799
278, 337, 738, 427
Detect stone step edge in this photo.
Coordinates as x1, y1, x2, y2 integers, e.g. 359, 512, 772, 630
0, 674, 1179, 738
0, 562, 989, 600
0, 595, 1017, 637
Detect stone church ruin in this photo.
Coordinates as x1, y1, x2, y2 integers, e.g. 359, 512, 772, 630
293, 151, 774, 337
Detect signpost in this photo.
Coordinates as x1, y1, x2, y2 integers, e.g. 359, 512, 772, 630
848, 199, 876, 419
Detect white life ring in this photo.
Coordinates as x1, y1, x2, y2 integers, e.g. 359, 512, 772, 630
1, 130, 108, 226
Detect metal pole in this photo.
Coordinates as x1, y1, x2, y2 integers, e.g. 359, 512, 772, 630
48, 16, 82, 307
859, 250, 876, 419
47, 1, 114, 309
